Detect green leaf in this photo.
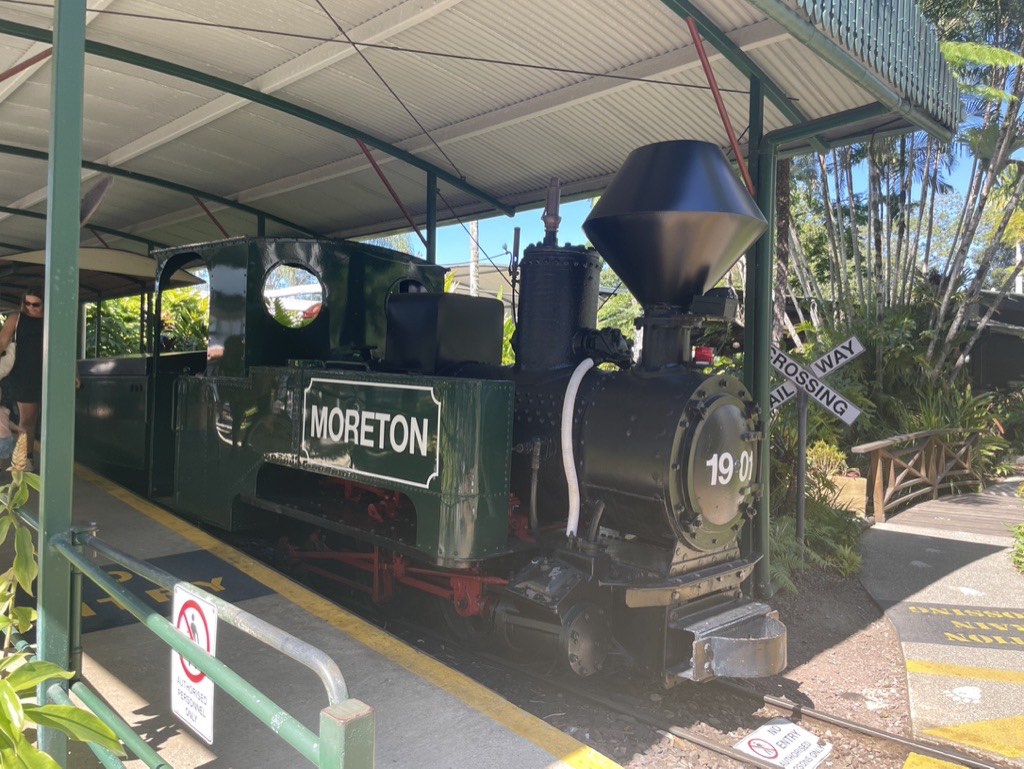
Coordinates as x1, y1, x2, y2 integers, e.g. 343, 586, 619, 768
0, 652, 29, 674
23, 705, 124, 756
23, 474, 40, 493
13, 527, 36, 597
4, 736, 62, 769
10, 607, 36, 633
5, 661, 73, 694
11, 481, 28, 511
0, 516, 12, 547
940, 41, 1024, 70
0, 679, 25, 735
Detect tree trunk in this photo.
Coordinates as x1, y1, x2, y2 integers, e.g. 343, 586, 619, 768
773, 158, 800, 347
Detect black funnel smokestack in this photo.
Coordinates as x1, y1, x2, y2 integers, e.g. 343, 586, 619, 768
583, 141, 767, 312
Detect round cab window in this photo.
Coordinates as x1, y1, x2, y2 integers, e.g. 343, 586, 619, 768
263, 264, 323, 328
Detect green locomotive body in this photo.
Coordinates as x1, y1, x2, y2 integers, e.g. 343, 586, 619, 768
75, 142, 788, 685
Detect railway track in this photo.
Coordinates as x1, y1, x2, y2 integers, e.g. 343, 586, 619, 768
367, 606, 1008, 769
244, 540, 1009, 769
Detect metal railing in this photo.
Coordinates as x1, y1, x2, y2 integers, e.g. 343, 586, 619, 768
19, 512, 374, 769
851, 429, 983, 522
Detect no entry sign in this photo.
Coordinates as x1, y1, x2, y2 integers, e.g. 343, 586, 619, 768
172, 585, 218, 744
734, 718, 832, 768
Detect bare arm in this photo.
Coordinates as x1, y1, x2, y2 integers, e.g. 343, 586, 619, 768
0, 314, 18, 354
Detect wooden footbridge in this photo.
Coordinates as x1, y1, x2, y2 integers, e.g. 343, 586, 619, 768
884, 478, 1024, 538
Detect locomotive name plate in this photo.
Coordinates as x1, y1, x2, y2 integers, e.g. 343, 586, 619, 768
301, 377, 441, 488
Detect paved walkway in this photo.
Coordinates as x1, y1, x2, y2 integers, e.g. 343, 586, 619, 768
860, 479, 1024, 768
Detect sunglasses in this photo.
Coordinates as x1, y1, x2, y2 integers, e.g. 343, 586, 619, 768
23, 300, 42, 308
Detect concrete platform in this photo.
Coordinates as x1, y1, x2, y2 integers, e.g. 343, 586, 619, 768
49, 466, 621, 769
860, 479, 1024, 768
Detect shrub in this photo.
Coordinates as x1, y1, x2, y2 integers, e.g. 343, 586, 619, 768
807, 440, 848, 479
768, 480, 864, 592
1012, 523, 1024, 575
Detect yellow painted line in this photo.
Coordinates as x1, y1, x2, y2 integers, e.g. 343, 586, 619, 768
906, 659, 1024, 686
75, 465, 621, 769
902, 752, 965, 769
924, 716, 1024, 759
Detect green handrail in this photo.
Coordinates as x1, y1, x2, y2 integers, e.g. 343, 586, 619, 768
52, 533, 324, 765
17, 508, 375, 768
68, 682, 172, 769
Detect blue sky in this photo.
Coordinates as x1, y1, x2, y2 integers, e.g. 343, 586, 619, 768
427, 199, 594, 267
418, 146, 996, 271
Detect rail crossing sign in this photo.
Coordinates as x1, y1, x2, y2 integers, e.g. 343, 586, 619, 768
769, 337, 864, 425
171, 585, 218, 744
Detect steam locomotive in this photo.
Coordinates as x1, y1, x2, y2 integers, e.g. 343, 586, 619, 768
76, 141, 786, 685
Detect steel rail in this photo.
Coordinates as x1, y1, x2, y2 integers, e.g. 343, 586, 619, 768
357, 608, 778, 768
714, 680, 1000, 769
343, 590, 1002, 769
10, 633, 160, 768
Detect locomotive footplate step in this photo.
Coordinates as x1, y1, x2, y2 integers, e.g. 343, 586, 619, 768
58, 466, 621, 769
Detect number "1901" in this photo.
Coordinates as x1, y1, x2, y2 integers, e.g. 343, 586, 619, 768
705, 450, 754, 486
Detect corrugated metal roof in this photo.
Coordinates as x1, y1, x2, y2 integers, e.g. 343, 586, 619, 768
0, 0, 960, 257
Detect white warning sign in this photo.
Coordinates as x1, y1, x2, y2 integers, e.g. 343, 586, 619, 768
769, 347, 862, 425
770, 336, 865, 411
734, 718, 832, 769
171, 585, 218, 744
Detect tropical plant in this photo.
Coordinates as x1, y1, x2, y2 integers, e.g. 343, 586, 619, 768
596, 264, 641, 341
85, 287, 209, 357
0, 435, 123, 766
891, 383, 1011, 477
501, 315, 515, 366
768, 471, 864, 592
775, 0, 1024, 389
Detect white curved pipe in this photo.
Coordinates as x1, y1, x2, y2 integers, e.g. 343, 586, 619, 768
561, 357, 595, 537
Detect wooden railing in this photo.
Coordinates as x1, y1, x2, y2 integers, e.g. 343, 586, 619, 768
851, 429, 983, 523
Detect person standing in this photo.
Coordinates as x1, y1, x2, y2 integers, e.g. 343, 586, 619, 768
0, 288, 44, 472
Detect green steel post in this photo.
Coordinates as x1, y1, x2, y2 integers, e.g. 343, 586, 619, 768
318, 701, 375, 769
753, 141, 778, 598
745, 78, 761, 565
426, 172, 437, 265
38, 0, 86, 762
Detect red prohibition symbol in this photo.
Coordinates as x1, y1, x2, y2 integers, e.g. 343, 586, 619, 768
747, 737, 779, 759
176, 599, 211, 684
